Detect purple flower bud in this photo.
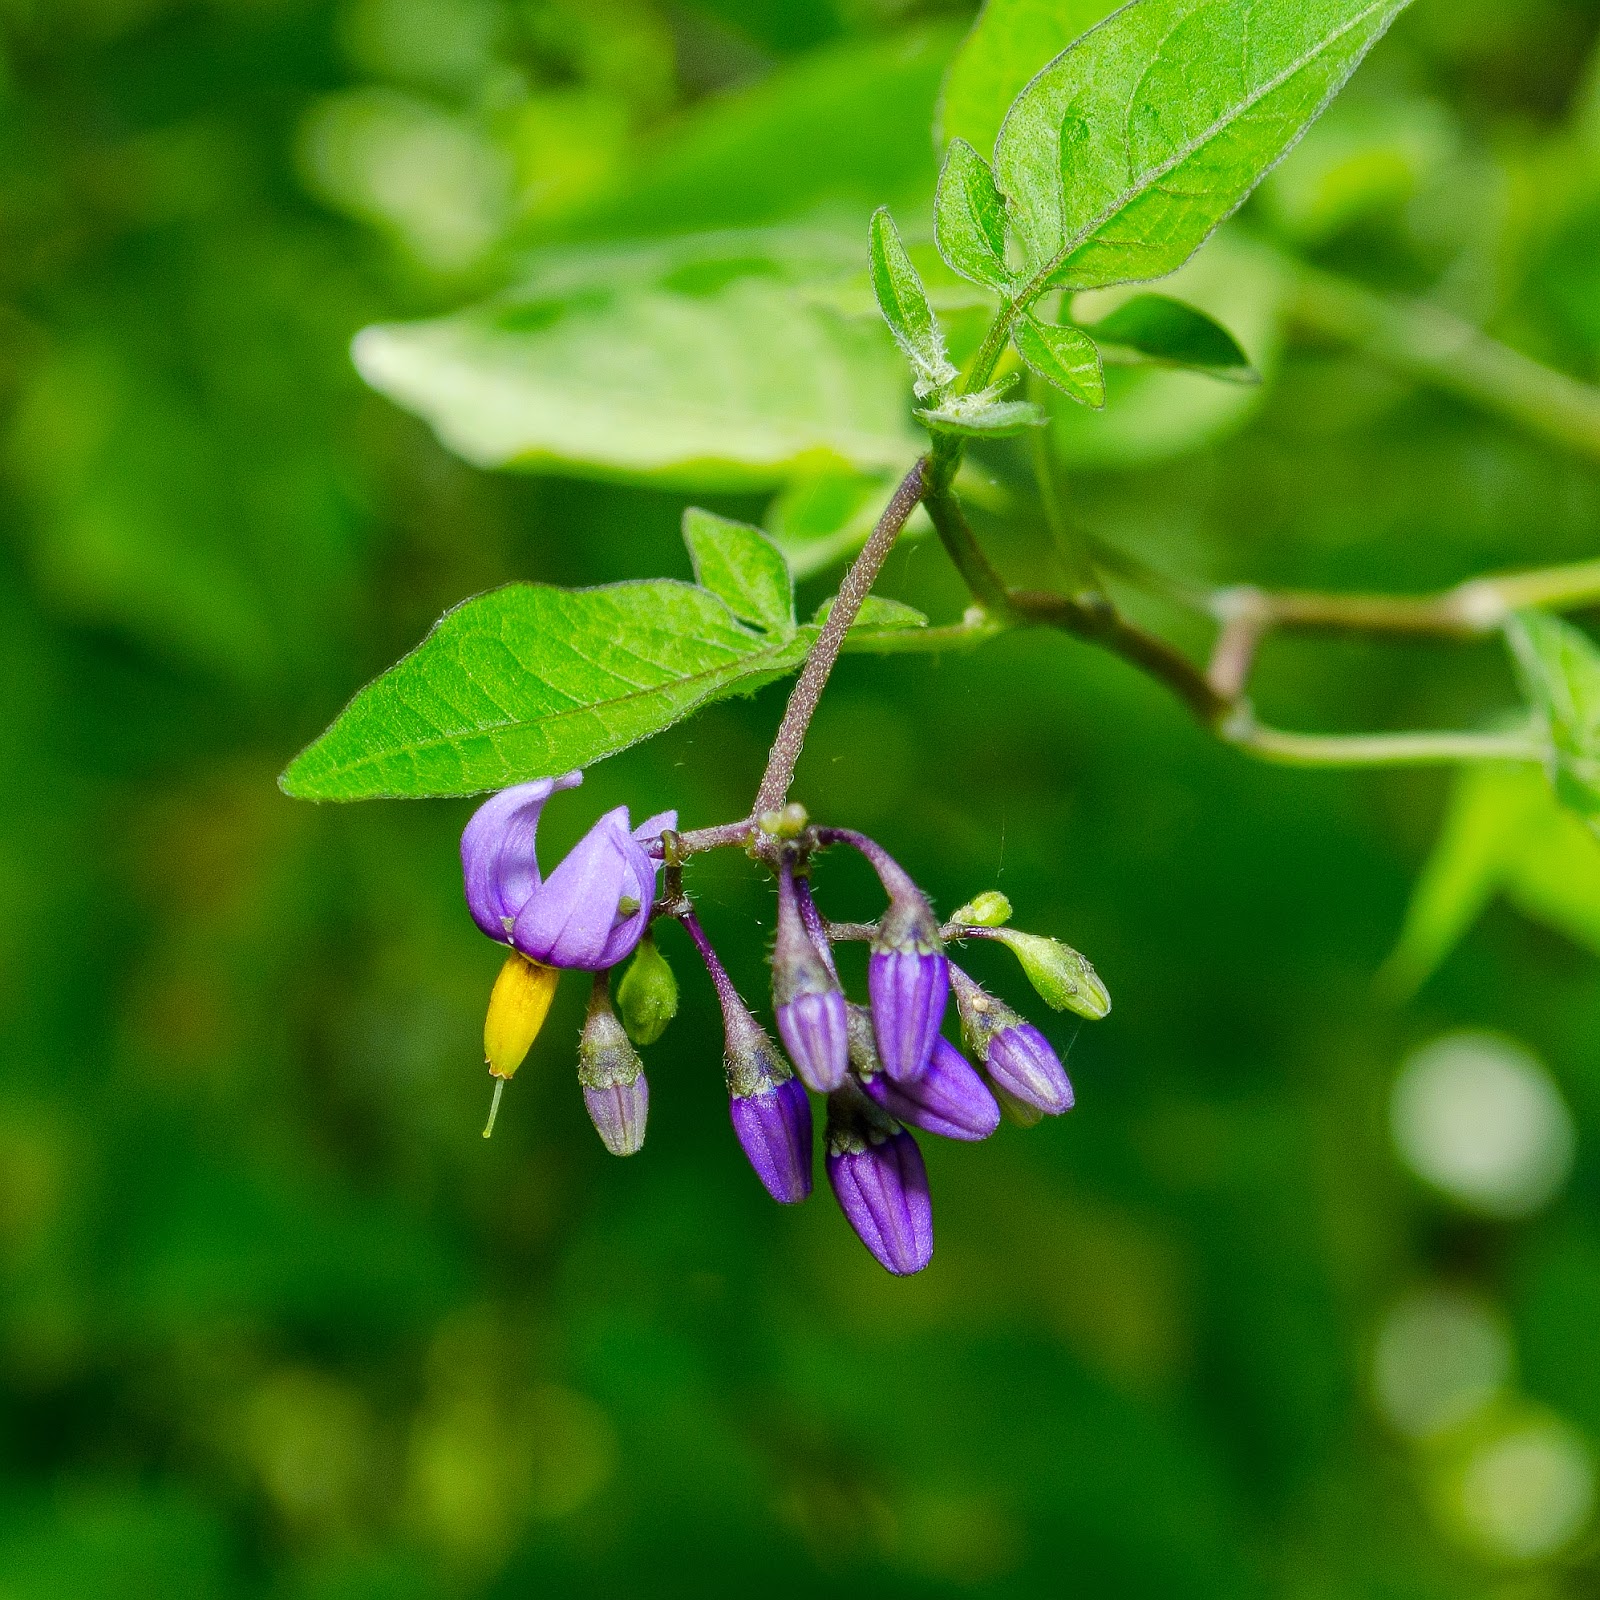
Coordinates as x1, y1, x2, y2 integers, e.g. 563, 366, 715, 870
730, 1075, 812, 1205
825, 1084, 933, 1275
461, 772, 583, 941
859, 1027, 1000, 1142
772, 864, 848, 1093
681, 910, 812, 1203
868, 890, 948, 1083
577, 977, 649, 1156
950, 965, 1074, 1116
513, 804, 677, 971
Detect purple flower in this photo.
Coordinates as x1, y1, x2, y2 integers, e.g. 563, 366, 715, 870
460, 771, 676, 971
772, 864, 848, 1093
950, 965, 1074, 1117
868, 892, 948, 1083
987, 1021, 1074, 1115
825, 1084, 933, 1275
860, 1029, 1000, 1142
730, 1075, 813, 1204
578, 976, 649, 1156
681, 909, 812, 1203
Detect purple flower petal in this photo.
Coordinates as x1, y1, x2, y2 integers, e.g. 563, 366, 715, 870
631, 810, 678, 846
868, 947, 948, 1083
730, 1077, 812, 1203
827, 1127, 933, 1276
777, 989, 850, 1094
986, 1022, 1074, 1115
863, 1036, 999, 1141
460, 772, 582, 941
584, 1076, 649, 1156
513, 807, 648, 970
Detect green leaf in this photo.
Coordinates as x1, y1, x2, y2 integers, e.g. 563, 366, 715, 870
1506, 610, 1600, 822
868, 208, 958, 399
1084, 294, 1256, 381
1382, 763, 1600, 997
681, 508, 795, 633
280, 582, 814, 800
994, 0, 1411, 293
352, 229, 923, 489
934, 139, 1014, 290
938, 0, 1124, 157
812, 594, 930, 631
916, 391, 1046, 436
1012, 315, 1106, 407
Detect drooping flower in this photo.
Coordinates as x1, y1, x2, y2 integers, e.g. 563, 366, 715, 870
868, 882, 948, 1083
950, 964, 1074, 1116
771, 862, 848, 1093
577, 975, 648, 1156
849, 1005, 999, 1141
460, 770, 676, 971
824, 1082, 933, 1275
682, 910, 812, 1203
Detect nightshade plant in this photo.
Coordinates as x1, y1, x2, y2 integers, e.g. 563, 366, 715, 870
283, 0, 1600, 1274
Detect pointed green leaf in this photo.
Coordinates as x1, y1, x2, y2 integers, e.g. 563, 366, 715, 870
682, 508, 795, 634
812, 594, 930, 631
352, 230, 922, 488
916, 391, 1046, 436
1084, 294, 1257, 381
868, 207, 959, 399
934, 139, 1014, 290
1382, 763, 1600, 997
938, 0, 1123, 157
1506, 610, 1600, 823
280, 582, 816, 800
995, 0, 1411, 293
1012, 315, 1105, 406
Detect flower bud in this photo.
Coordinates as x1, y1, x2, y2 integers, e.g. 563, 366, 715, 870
824, 1084, 933, 1275
990, 929, 1110, 1019
483, 952, 560, 1080
859, 1029, 1000, 1142
577, 978, 648, 1156
948, 890, 1012, 929
772, 865, 848, 1093
868, 888, 948, 1084
949, 966, 1074, 1116
992, 1083, 1046, 1128
616, 933, 678, 1045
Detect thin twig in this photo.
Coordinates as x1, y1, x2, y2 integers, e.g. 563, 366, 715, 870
751, 456, 929, 818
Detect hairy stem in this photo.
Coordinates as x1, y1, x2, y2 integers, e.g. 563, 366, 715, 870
752, 456, 929, 817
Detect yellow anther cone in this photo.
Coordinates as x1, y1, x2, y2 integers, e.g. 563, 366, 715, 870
484, 952, 559, 1080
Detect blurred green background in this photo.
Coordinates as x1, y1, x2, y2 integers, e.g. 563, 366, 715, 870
4, 0, 1600, 1594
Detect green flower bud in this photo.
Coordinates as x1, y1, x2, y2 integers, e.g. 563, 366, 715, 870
616, 934, 678, 1045
992, 930, 1110, 1019
949, 890, 1012, 929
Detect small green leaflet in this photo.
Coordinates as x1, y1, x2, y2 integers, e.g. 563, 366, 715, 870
938, 0, 1123, 157
682, 508, 795, 634
812, 594, 930, 631
1506, 610, 1600, 824
916, 391, 1046, 436
934, 140, 1014, 290
280, 583, 814, 801
1012, 316, 1106, 406
994, 0, 1412, 292
1084, 294, 1257, 381
868, 209, 958, 399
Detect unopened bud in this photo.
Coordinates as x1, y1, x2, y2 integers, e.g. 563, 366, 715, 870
869, 886, 948, 1083
949, 890, 1012, 929
991, 929, 1110, 1019
949, 965, 1074, 1116
992, 1083, 1046, 1128
484, 953, 560, 1080
824, 1083, 933, 1275
773, 864, 848, 1092
617, 933, 678, 1045
758, 802, 810, 839
578, 979, 648, 1156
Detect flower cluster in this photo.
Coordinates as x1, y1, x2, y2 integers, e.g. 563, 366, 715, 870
460, 773, 1109, 1276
